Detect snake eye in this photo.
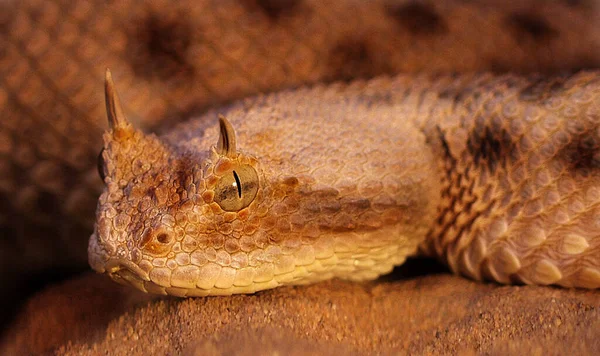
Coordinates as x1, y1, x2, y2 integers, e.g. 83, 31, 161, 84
214, 164, 259, 211
97, 148, 108, 181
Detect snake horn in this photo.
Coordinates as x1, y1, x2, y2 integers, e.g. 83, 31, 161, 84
104, 68, 130, 130
217, 114, 237, 157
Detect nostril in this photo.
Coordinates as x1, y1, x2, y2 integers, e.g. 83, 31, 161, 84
157, 233, 171, 244
139, 228, 173, 255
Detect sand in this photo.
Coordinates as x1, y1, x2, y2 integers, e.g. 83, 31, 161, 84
1, 261, 599, 355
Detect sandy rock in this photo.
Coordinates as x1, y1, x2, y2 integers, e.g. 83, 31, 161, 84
1, 268, 599, 355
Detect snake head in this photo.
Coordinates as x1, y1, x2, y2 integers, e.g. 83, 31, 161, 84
89, 70, 268, 295
89, 70, 188, 289
89, 70, 437, 296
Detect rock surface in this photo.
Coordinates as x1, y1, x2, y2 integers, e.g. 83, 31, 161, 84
1, 265, 599, 355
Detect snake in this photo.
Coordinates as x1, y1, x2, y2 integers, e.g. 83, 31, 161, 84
3, 0, 600, 300
91, 67, 600, 296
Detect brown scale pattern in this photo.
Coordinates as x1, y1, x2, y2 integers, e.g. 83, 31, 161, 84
90, 79, 441, 295
2, 0, 600, 302
89, 72, 600, 296
420, 72, 600, 288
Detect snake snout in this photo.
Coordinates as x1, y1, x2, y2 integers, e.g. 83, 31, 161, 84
88, 232, 110, 273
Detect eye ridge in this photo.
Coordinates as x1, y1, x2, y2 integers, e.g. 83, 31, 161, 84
232, 170, 242, 198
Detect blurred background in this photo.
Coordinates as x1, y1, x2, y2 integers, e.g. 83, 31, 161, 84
1, 0, 600, 344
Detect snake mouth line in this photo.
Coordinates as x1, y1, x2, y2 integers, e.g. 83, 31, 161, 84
104, 259, 151, 282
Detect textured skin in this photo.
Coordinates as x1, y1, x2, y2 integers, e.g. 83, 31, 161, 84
89, 71, 600, 296
3, 0, 600, 296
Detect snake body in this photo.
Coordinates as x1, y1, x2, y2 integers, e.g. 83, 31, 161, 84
3, 0, 600, 299
89, 70, 600, 296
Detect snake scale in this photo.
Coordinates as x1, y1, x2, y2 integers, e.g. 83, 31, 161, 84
3, 0, 600, 300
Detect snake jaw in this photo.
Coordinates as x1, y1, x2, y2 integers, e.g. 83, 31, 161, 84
105, 259, 151, 282
88, 228, 151, 284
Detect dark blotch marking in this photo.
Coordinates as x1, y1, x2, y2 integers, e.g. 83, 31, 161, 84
352, 199, 371, 210
507, 13, 558, 42
386, 2, 448, 35
519, 75, 568, 102
172, 156, 195, 199
240, 0, 302, 21
438, 86, 478, 111
129, 10, 195, 80
341, 197, 372, 215
282, 176, 299, 187
146, 186, 156, 200
560, 128, 600, 172
327, 38, 393, 81
436, 126, 457, 167
431, 125, 511, 262
466, 121, 515, 174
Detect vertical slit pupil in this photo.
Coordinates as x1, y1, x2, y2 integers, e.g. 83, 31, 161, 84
233, 170, 242, 198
